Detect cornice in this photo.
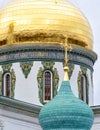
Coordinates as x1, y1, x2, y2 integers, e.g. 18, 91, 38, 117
0, 43, 97, 71
0, 97, 100, 116
0, 96, 41, 117
91, 106, 100, 115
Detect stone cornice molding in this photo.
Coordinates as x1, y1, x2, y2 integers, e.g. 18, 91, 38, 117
0, 44, 97, 71
0, 97, 41, 117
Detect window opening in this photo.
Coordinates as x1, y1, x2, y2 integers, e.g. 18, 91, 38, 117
43, 71, 52, 102
3, 73, 11, 97
81, 75, 88, 103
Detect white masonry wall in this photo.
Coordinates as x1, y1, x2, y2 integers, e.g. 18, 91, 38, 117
0, 61, 94, 106
0, 108, 42, 130
92, 113, 100, 130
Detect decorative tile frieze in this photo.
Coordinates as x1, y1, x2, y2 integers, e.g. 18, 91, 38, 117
68, 63, 74, 79
1, 63, 16, 98
42, 61, 55, 70
20, 61, 33, 78
11, 69, 16, 98
52, 68, 59, 96
37, 61, 59, 104
2, 63, 12, 72
77, 66, 89, 104
0, 45, 96, 71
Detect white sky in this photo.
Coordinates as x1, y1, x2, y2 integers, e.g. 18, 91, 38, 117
69, 1, 100, 105
0, 0, 100, 105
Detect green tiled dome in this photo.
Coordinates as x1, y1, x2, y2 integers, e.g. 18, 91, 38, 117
39, 81, 94, 130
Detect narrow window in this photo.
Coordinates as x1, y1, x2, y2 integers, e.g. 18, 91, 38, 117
3, 73, 11, 97
43, 71, 52, 102
81, 75, 88, 103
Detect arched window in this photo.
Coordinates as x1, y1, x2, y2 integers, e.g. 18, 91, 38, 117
3, 73, 11, 97
43, 70, 52, 102
81, 75, 88, 104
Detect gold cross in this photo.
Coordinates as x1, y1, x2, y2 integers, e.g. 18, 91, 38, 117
60, 37, 72, 67
60, 37, 72, 81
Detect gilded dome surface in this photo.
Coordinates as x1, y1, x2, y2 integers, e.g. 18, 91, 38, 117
0, 0, 93, 49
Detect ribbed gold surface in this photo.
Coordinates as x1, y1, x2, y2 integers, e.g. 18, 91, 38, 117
0, 0, 93, 49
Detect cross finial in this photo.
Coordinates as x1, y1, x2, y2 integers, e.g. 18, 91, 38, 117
60, 37, 72, 81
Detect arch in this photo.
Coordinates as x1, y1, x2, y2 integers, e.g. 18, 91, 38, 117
43, 70, 53, 102
77, 71, 89, 104
3, 73, 11, 97
37, 61, 59, 105
78, 67, 89, 104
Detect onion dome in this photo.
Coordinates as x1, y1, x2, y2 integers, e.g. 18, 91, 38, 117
39, 66, 94, 130
0, 0, 93, 50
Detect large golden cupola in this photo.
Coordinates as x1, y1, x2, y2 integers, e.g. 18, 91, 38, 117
0, 0, 93, 50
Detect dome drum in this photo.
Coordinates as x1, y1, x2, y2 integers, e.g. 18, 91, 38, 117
0, 0, 97, 129
0, 44, 97, 71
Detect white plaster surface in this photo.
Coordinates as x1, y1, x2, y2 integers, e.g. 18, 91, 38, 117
0, 62, 94, 106
0, 109, 42, 130
92, 114, 100, 130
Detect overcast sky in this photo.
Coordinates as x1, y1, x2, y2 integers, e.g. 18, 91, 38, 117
69, 1, 100, 105
0, 0, 100, 105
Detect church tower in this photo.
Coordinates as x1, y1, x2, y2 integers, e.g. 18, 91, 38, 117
0, 0, 99, 130
0, 0, 97, 107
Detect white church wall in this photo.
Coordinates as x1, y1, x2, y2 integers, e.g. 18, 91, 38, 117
12, 62, 42, 106
92, 114, 100, 130
12, 61, 64, 106
12, 62, 82, 106
0, 61, 94, 106
54, 62, 64, 91
0, 109, 42, 130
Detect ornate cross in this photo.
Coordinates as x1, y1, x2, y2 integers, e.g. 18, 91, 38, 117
60, 37, 72, 67
60, 37, 72, 81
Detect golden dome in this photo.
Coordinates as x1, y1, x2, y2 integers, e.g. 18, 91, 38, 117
0, 0, 93, 50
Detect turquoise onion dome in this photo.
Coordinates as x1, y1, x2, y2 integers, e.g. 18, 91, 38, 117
39, 66, 94, 130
